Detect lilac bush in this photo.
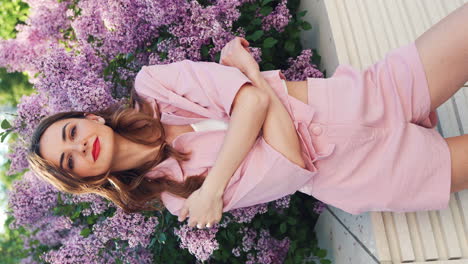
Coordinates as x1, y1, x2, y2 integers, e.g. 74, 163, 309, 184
2, 0, 330, 263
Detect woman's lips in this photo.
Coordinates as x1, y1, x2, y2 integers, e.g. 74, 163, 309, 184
92, 137, 100, 161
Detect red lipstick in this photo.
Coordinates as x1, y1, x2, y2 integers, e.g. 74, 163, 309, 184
92, 137, 100, 161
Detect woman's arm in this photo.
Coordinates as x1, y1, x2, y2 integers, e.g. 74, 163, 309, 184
248, 72, 306, 169
201, 74, 306, 197
201, 84, 270, 196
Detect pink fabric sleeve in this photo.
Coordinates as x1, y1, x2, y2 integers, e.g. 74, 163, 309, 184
134, 60, 253, 119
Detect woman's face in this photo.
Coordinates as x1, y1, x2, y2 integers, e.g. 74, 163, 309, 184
39, 114, 115, 178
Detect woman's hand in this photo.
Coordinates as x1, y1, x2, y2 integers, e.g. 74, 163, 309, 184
178, 185, 223, 229
219, 36, 260, 78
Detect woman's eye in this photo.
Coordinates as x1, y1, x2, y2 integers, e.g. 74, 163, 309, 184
71, 126, 76, 139
68, 156, 74, 170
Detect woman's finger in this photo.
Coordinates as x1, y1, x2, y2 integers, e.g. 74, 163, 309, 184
240, 37, 249, 47
178, 207, 189, 221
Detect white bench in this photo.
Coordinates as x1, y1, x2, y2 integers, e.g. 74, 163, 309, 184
299, 0, 468, 263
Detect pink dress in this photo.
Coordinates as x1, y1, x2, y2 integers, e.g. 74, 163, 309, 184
134, 41, 451, 216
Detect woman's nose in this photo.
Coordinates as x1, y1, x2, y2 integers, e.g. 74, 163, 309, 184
71, 139, 88, 154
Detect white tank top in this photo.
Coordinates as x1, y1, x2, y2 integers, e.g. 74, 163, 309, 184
190, 80, 288, 132
190, 119, 229, 132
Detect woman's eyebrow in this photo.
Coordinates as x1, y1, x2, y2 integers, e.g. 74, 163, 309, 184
59, 122, 71, 169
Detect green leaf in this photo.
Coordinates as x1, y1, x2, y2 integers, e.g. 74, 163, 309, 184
159, 232, 167, 242
262, 0, 274, 6
248, 30, 264, 42
285, 40, 295, 53
201, 45, 209, 57
149, 237, 157, 247
1, 131, 10, 143
253, 220, 261, 229
80, 227, 91, 237
280, 222, 287, 234
252, 18, 262, 25
320, 259, 332, 264
1, 119, 11, 129
71, 210, 80, 219
290, 240, 297, 252
260, 6, 273, 16
317, 249, 327, 258
126, 52, 134, 61
263, 63, 275, 71
301, 21, 312, 30
287, 217, 297, 225
298, 10, 307, 17
263, 37, 278, 49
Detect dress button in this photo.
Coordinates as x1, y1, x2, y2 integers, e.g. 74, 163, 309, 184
312, 126, 322, 136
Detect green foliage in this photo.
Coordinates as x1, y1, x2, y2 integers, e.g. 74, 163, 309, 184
0, 215, 30, 264
0, 0, 29, 40
232, 0, 320, 74
0, 0, 34, 144
0, 67, 34, 107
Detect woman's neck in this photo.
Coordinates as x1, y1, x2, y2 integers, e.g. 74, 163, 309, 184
110, 133, 162, 172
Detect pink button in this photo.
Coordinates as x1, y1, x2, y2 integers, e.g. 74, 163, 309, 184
312, 126, 322, 136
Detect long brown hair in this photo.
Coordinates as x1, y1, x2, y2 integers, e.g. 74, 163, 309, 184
27, 88, 206, 213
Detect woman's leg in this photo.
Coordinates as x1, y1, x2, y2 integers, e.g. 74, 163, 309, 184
446, 134, 468, 193
414, 3, 468, 194
414, 3, 468, 112
285, 81, 308, 104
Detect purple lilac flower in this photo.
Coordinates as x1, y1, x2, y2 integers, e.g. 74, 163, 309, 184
11, 92, 50, 138
313, 201, 327, 214
21, 0, 70, 40
7, 171, 59, 229
40, 227, 105, 264
236, 227, 290, 264
262, 0, 292, 33
250, 47, 262, 63
29, 43, 117, 113
283, 49, 324, 81
0, 0, 69, 73
7, 142, 30, 176
232, 247, 241, 257
92, 207, 159, 248
23, 215, 73, 249
173, 224, 220, 262
41, 224, 154, 264
63, 192, 114, 216
250, 229, 290, 264
273, 195, 291, 210
229, 203, 269, 224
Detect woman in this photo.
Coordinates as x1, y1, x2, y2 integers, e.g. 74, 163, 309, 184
29, 4, 468, 230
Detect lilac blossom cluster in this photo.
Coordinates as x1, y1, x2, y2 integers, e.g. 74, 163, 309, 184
262, 0, 292, 32
228, 203, 269, 224
0, 0, 70, 73
22, 215, 73, 249
62, 192, 114, 216
173, 224, 220, 262
7, 171, 59, 229
92, 207, 159, 248
232, 227, 290, 263
8, 93, 50, 175
283, 48, 324, 81
40, 227, 105, 264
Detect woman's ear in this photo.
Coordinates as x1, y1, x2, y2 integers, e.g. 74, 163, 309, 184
84, 113, 105, 124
